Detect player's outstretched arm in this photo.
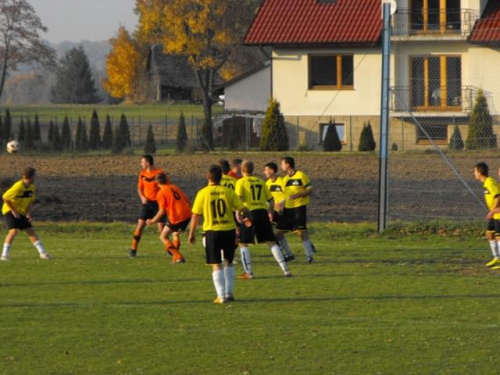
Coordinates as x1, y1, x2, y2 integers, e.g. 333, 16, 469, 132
188, 214, 200, 245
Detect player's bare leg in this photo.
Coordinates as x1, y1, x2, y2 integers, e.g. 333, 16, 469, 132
1, 229, 18, 260
129, 220, 147, 258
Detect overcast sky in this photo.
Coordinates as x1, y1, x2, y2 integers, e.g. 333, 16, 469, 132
28, 0, 138, 44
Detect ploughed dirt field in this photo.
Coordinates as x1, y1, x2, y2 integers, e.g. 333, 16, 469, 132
0, 153, 380, 223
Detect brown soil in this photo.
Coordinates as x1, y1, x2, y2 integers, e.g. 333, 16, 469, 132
0, 153, 380, 223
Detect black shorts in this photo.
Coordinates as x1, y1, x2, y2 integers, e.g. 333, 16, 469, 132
239, 209, 277, 244
204, 230, 237, 264
4, 211, 32, 230
168, 218, 190, 232
271, 210, 281, 226
140, 201, 166, 222
486, 219, 500, 236
276, 205, 307, 231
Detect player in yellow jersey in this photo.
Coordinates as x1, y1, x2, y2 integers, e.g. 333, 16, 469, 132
235, 161, 291, 279
264, 162, 295, 262
217, 159, 237, 190
1, 167, 50, 261
188, 165, 247, 304
275, 156, 317, 263
474, 162, 500, 269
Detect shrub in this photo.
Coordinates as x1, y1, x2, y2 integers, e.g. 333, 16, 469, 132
449, 124, 464, 151
75, 117, 89, 152
260, 98, 289, 151
51, 124, 63, 151
89, 109, 101, 149
33, 114, 41, 142
18, 118, 25, 142
102, 114, 113, 149
358, 122, 376, 151
323, 120, 342, 152
3, 108, 11, 141
465, 90, 496, 149
144, 124, 156, 154
25, 119, 35, 149
61, 116, 72, 150
176, 112, 188, 152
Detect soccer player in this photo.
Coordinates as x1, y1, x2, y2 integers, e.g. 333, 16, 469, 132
188, 165, 246, 304
1, 167, 50, 261
474, 162, 500, 269
218, 159, 237, 190
129, 154, 165, 258
264, 162, 295, 262
146, 173, 191, 263
236, 161, 291, 278
228, 158, 242, 179
275, 156, 316, 263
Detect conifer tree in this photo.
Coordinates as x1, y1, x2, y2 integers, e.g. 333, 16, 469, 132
0, 114, 3, 143
112, 125, 125, 154
465, 90, 496, 149
323, 120, 342, 152
358, 122, 376, 151
102, 114, 113, 149
260, 99, 289, 151
89, 109, 101, 149
33, 114, 41, 142
25, 119, 34, 149
144, 124, 156, 154
47, 120, 55, 144
61, 116, 72, 150
18, 118, 26, 142
119, 114, 131, 147
4, 108, 11, 140
52, 124, 63, 151
449, 124, 464, 151
176, 112, 188, 152
75, 117, 88, 152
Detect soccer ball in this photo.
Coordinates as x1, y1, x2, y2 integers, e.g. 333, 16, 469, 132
6, 140, 20, 154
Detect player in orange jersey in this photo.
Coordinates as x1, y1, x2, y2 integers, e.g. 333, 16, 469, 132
129, 154, 165, 258
147, 173, 191, 263
227, 158, 242, 179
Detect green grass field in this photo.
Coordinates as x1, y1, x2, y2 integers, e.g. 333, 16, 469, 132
0, 222, 498, 374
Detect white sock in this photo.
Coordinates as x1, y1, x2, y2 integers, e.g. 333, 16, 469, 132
33, 240, 47, 255
270, 244, 288, 272
278, 238, 293, 256
495, 241, 500, 258
2, 243, 12, 258
303, 240, 314, 258
240, 246, 252, 274
489, 240, 498, 258
212, 269, 225, 298
224, 265, 235, 297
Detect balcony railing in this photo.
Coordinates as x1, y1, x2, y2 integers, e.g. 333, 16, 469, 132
390, 86, 479, 113
392, 9, 479, 37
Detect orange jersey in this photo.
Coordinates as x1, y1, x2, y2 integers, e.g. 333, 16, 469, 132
156, 184, 191, 225
138, 168, 164, 201
228, 171, 241, 179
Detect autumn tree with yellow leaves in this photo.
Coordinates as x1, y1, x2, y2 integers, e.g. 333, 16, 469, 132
103, 26, 144, 102
136, 0, 260, 150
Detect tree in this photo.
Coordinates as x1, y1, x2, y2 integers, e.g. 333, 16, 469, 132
102, 114, 113, 149
0, 114, 3, 143
75, 117, 88, 152
61, 116, 72, 150
3, 108, 11, 140
465, 90, 496, 150
111, 125, 125, 154
144, 124, 157, 154
260, 99, 289, 151
0, 0, 56, 100
119, 114, 131, 147
51, 124, 63, 152
50, 46, 100, 104
358, 121, 376, 151
24, 119, 34, 149
323, 120, 342, 152
449, 124, 464, 151
89, 109, 101, 149
136, 0, 261, 150
18, 118, 25, 142
176, 112, 188, 152
33, 113, 41, 142
103, 26, 142, 101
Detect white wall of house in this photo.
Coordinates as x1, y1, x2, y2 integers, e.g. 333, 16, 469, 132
272, 48, 382, 118
224, 65, 271, 112
468, 46, 500, 115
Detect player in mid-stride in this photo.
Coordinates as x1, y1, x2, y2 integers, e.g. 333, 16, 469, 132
188, 165, 246, 304
1, 167, 50, 261
474, 162, 500, 270
129, 154, 165, 258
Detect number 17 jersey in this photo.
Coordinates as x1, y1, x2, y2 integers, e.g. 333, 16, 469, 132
192, 184, 244, 231
235, 175, 273, 211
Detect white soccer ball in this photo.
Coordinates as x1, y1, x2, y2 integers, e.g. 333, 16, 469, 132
6, 140, 20, 154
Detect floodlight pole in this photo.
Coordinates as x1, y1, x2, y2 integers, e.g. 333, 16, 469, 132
378, 3, 391, 233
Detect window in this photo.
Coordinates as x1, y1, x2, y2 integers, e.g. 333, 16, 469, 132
416, 124, 448, 144
410, 0, 461, 33
410, 55, 461, 110
319, 122, 345, 144
309, 55, 354, 89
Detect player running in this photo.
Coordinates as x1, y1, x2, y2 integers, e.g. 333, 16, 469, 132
188, 165, 247, 304
146, 173, 191, 263
1, 167, 50, 261
474, 162, 500, 270
129, 154, 165, 258
236, 161, 291, 279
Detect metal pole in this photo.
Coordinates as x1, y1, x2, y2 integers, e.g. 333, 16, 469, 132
378, 3, 391, 233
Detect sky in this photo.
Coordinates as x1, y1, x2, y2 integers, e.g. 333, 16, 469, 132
27, 0, 138, 44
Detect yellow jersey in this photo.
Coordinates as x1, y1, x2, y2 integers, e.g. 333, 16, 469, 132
236, 175, 273, 211
266, 176, 285, 206
192, 184, 244, 231
483, 176, 500, 219
221, 174, 237, 191
2, 180, 36, 215
283, 170, 312, 209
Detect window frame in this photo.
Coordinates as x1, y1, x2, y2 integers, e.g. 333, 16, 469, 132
416, 123, 448, 145
308, 54, 354, 90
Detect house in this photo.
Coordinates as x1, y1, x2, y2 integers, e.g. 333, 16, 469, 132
244, 0, 500, 150
145, 44, 200, 102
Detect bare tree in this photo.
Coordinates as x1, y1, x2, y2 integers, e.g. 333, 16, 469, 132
0, 0, 57, 99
